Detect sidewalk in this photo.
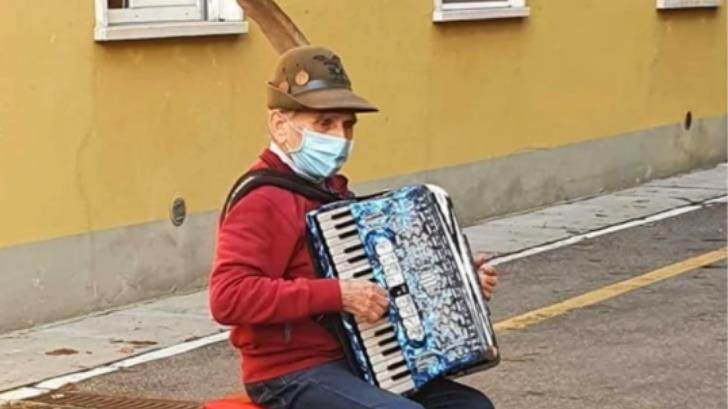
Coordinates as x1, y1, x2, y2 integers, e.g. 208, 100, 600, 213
1, 163, 726, 402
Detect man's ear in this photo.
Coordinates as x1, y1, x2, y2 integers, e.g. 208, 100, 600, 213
268, 109, 289, 148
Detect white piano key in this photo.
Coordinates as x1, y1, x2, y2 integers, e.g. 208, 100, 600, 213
372, 355, 407, 375
388, 378, 416, 395
352, 270, 374, 280
326, 239, 364, 256
341, 273, 373, 283
322, 225, 358, 239
362, 328, 397, 348
318, 215, 355, 230
378, 367, 414, 390
373, 362, 408, 384
332, 248, 367, 264
324, 235, 362, 249
337, 265, 373, 280
367, 345, 403, 365
332, 258, 371, 275
356, 317, 387, 332
365, 335, 401, 354
360, 322, 395, 340
315, 208, 352, 223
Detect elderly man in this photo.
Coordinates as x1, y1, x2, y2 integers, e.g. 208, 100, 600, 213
209, 45, 499, 409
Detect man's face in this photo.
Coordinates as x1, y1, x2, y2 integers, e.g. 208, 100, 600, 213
269, 110, 358, 152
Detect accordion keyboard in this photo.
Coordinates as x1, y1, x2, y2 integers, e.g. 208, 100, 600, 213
317, 207, 416, 394
307, 185, 498, 395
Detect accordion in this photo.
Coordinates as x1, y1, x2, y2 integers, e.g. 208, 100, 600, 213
306, 185, 499, 396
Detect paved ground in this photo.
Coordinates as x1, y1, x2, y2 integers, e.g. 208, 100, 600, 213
1, 165, 725, 408
60, 202, 727, 409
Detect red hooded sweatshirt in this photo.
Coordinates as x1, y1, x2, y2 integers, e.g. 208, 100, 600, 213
209, 148, 349, 384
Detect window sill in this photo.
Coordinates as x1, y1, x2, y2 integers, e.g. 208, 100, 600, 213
657, 0, 721, 9
433, 6, 530, 22
95, 20, 249, 41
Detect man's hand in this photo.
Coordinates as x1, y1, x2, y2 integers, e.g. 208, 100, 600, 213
474, 253, 499, 300
340, 280, 389, 324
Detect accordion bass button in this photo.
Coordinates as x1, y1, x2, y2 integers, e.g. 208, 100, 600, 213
374, 238, 394, 255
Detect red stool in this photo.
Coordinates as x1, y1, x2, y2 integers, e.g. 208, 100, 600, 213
203, 391, 265, 409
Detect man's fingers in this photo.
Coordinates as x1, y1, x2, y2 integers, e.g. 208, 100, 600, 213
480, 274, 498, 284
480, 274, 498, 288
473, 253, 487, 267
375, 295, 389, 311
479, 263, 498, 276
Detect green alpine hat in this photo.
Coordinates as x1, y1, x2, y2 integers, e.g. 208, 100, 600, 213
267, 45, 378, 113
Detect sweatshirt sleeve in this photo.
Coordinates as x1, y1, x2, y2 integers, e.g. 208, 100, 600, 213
209, 190, 343, 325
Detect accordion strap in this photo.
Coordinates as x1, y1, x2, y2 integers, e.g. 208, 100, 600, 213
220, 169, 342, 222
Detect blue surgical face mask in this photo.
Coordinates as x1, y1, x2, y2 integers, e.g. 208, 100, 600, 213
286, 122, 353, 181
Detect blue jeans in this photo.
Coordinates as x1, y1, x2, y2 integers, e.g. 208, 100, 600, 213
245, 360, 495, 409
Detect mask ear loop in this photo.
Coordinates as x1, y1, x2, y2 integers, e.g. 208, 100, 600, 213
284, 118, 306, 154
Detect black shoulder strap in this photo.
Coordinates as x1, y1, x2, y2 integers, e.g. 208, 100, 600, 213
220, 169, 343, 222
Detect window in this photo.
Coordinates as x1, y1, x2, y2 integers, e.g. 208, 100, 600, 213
95, 0, 249, 41
433, 0, 530, 22
657, 0, 721, 9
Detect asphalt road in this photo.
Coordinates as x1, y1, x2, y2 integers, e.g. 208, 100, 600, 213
69, 203, 727, 409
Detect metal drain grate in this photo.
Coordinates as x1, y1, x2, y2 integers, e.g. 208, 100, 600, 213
28, 392, 200, 409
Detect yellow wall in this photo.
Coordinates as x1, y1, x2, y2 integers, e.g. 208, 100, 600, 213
0, 0, 725, 248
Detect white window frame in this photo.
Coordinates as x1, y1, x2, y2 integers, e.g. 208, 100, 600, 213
433, 0, 530, 23
657, 0, 722, 9
95, 0, 249, 42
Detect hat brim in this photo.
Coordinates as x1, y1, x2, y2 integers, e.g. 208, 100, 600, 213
267, 84, 379, 113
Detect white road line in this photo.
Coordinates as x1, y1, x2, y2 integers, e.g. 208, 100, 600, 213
1, 194, 725, 403
0, 332, 230, 402
489, 196, 725, 266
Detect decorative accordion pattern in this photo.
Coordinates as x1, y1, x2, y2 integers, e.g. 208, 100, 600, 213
306, 185, 499, 396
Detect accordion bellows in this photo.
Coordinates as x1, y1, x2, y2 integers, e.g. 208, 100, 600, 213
306, 185, 499, 396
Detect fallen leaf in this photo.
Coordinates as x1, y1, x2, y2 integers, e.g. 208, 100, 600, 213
45, 348, 78, 356
118, 346, 135, 354
126, 340, 158, 347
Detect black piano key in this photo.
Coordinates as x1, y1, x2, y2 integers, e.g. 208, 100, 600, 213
377, 335, 397, 346
391, 368, 412, 381
387, 360, 408, 371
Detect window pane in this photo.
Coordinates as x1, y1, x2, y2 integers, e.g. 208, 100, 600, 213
442, 0, 505, 3
108, 0, 127, 8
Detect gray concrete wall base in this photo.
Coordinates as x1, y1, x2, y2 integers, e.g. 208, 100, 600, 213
357, 115, 727, 225
1, 115, 725, 333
